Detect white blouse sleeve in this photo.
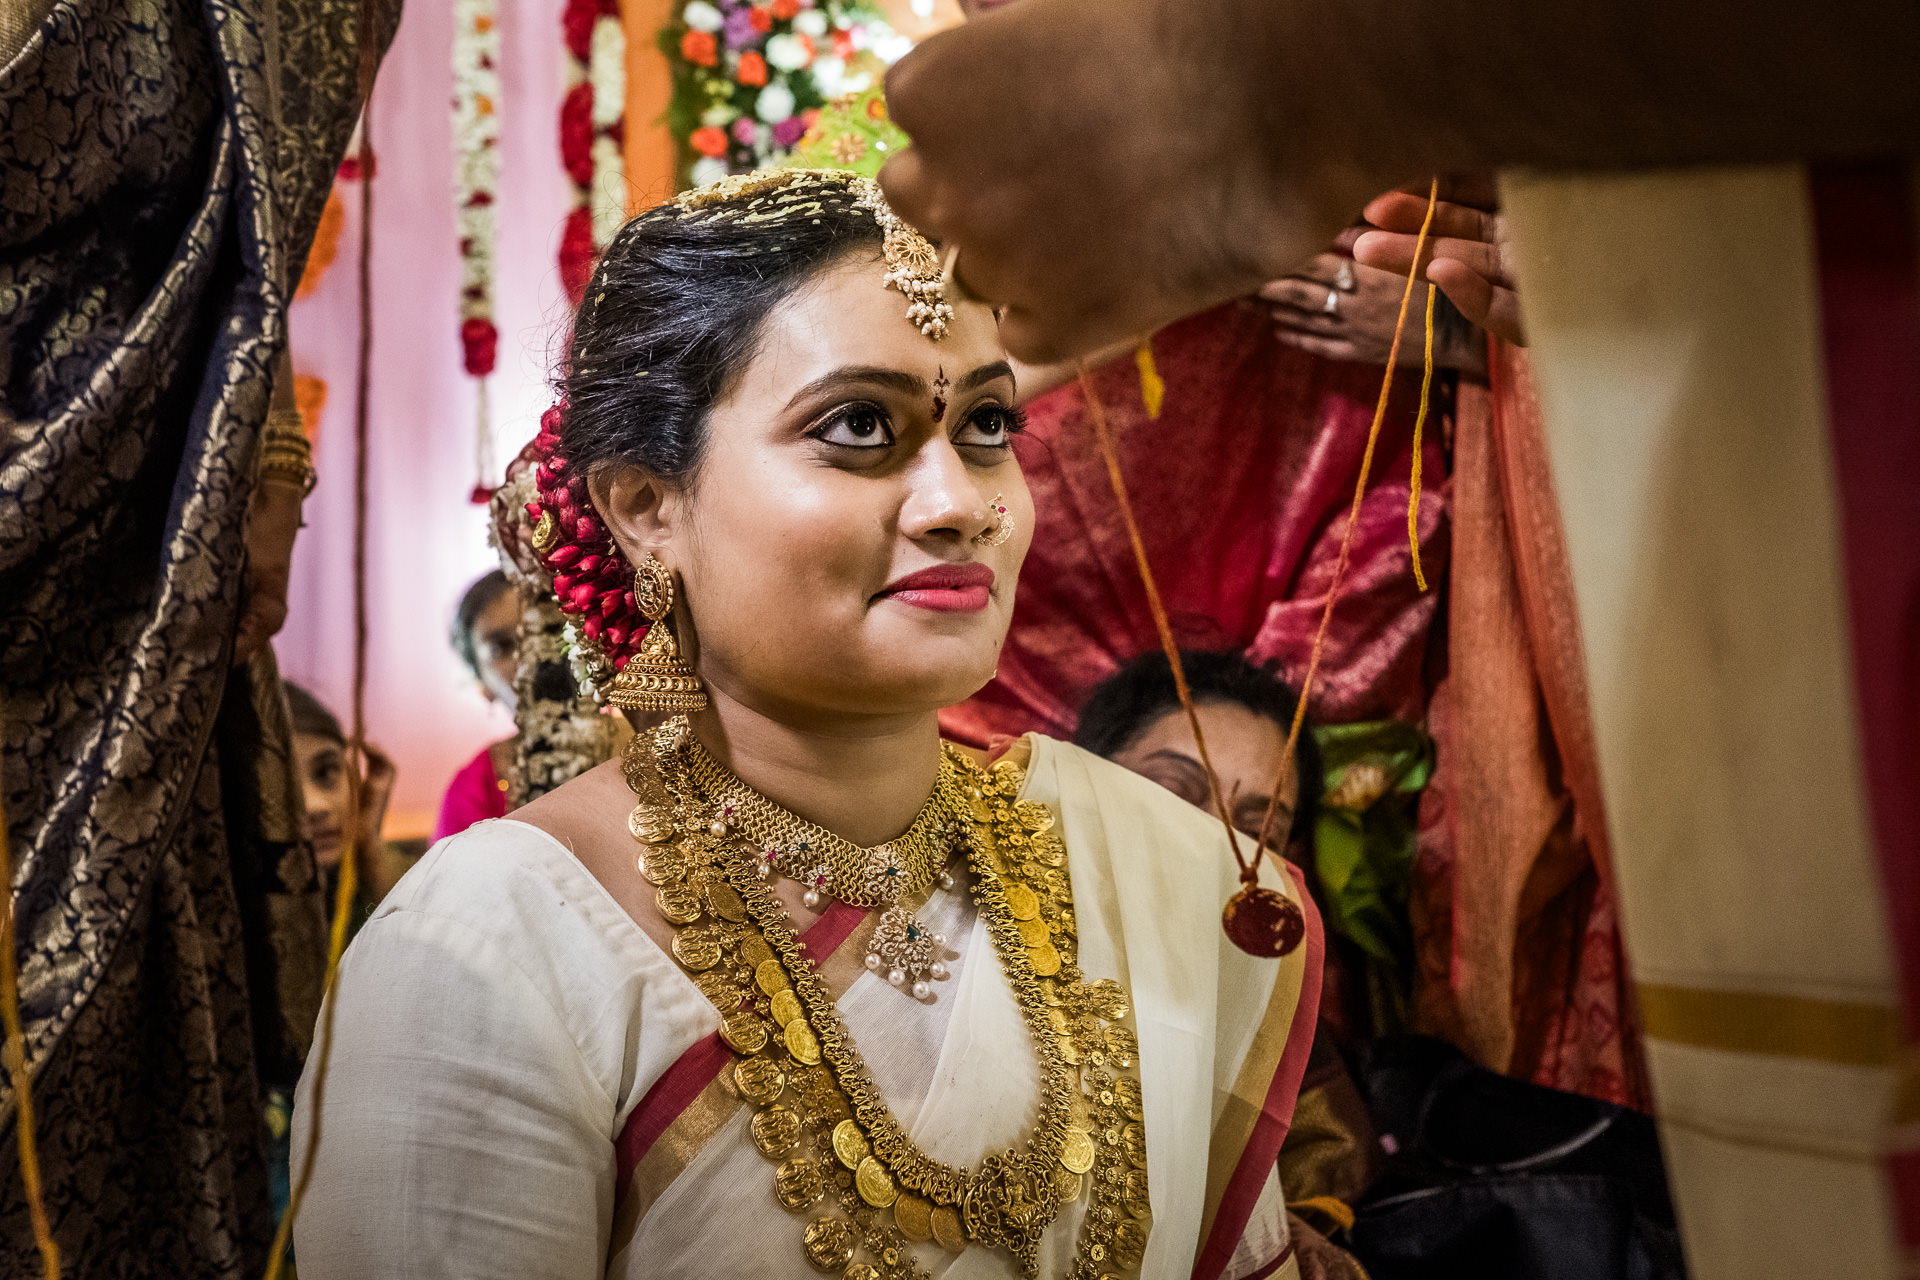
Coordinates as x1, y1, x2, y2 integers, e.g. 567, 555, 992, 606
291, 903, 617, 1278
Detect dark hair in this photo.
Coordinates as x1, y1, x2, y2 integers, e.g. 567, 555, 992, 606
451, 569, 512, 680
283, 681, 343, 744
559, 172, 886, 488
1074, 650, 1322, 845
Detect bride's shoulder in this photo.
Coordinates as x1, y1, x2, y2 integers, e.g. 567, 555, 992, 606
374, 759, 658, 962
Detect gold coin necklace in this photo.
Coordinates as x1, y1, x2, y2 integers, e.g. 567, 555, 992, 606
624, 719, 1153, 1280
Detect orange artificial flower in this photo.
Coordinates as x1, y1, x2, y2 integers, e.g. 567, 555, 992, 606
748, 5, 772, 31
736, 50, 768, 86
769, 0, 799, 18
690, 125, 730, 157
680, 29, 717, 66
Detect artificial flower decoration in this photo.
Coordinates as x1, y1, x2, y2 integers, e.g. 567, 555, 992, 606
660, 0, 903, 186
681, 28, 717, 64
756, 82, 796, 122
765, 32, 812, 71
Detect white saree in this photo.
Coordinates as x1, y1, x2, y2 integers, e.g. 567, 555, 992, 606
293, 735, 1321, 1279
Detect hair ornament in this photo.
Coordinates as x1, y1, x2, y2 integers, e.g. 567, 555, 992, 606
855, 181, 952, 340
672, 166, 952, 341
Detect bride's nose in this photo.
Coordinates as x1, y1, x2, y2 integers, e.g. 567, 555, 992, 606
898, 437, 992, 544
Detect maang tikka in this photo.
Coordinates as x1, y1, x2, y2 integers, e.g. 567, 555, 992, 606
608, 554, 708, 712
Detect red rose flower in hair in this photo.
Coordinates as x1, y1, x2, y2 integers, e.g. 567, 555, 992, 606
736, 50, 768, 86
680, 29, 717, 66
689, 125, 729, 158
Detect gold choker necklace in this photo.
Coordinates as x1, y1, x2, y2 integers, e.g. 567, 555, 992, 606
623, 719, 1153, 1280
675, 735, 971, 1000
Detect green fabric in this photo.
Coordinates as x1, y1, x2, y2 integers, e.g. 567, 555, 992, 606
787, 86, 909, 180
1311, 720, 1434, 1034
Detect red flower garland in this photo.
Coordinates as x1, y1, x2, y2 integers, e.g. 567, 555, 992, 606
529, 406, 648, 670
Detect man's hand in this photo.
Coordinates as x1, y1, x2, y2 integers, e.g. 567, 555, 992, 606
879, 0, 1397, 364
1352, 183, 1525, 346
234, 476, 302, 664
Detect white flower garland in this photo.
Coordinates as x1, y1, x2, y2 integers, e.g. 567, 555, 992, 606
587, 10, 627, 248
452, 0, 500, 491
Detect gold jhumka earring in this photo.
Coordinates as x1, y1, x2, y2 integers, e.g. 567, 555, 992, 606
607, 555, 708, 712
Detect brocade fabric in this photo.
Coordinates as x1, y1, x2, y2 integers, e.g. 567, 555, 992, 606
0, 0, 395, 1269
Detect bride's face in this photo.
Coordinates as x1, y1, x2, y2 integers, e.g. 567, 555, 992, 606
659, 254, 1030, 722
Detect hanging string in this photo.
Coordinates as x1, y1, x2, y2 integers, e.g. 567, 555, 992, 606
0, 706, 60, 1279
1078, 365, 1250, 877
263, 90, 377, 1280
1251, 179, 1441, 865
1408, 282, 1438, 591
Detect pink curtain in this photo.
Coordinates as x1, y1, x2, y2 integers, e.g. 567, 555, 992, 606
279, 0, 573, 836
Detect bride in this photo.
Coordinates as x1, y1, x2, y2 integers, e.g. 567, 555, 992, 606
292, 168, 1320, 1280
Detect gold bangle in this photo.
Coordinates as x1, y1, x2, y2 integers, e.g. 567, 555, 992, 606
262, 407, 309, 448
259, 445, 317, 496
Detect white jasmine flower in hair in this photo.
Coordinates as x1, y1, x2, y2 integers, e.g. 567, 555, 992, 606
682, 1, 723, 32
793, 8, 827, 36
690, 156, 730, 188
764, 33, 810, 71
755, 82, 796, 122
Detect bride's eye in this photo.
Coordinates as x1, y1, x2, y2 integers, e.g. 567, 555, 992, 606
952, 404, 1025, 455
810, 403, 895, 449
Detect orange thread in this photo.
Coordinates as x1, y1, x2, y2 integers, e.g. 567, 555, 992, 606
0, 706, 60, 1279
1252, 179, 1440, 863
1409, 280, 1437, 592
1078, 365, 1249, 877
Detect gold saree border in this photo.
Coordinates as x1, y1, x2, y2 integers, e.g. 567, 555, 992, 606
607, 908, 883, 1256
1192, 861, 1321, 1280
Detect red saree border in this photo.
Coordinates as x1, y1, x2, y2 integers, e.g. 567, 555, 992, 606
1191, 862, 1327, 1280
614, 898, 870, 1201
1809, 160, 1920, 1255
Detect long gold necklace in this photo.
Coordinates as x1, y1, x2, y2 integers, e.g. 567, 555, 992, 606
624, 719, 1153, 1280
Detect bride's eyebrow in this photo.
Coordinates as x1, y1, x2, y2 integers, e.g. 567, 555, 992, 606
955, 361, 1015, 394
783, 365, 925, 410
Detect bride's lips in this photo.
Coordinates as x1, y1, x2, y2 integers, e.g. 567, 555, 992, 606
876, 562, 995, 613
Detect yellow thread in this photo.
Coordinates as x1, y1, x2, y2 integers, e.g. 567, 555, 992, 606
1134, 335, 1165, 419
1409, 279, 1437, 592
0, 705, 61, 1279
1253, 178, 1440, 859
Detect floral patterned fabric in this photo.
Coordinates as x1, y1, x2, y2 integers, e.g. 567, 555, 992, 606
0, 0, 395, 1269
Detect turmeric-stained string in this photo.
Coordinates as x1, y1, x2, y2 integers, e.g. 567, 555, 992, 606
1078, 364, 1250, 877
1408, 281, 1437, 592
1252, 178, 1440, 864
0, 706, 60, 1279
264, 96, 377, 1280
